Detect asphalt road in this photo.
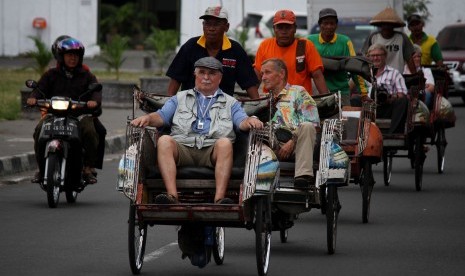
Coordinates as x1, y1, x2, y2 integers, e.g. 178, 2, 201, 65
1, 98, 464, 276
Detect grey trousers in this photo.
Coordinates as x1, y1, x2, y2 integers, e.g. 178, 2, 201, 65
294, 122, 317, 177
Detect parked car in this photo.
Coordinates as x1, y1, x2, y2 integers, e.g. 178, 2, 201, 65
230, 11, 308, 59
436, 23, 465, 103
310, 17, 377, 55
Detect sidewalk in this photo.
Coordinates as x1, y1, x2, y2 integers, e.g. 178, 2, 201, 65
0, 107, 143, 178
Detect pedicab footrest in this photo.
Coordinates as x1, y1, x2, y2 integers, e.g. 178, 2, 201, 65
136, 204, 244, 224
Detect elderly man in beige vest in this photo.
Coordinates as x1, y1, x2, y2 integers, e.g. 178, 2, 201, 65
132, 57, 263, 204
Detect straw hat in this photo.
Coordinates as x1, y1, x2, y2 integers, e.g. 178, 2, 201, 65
370, 7, 405, 27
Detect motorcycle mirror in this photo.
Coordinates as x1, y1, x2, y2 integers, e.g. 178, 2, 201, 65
88, 83, 103, 92
25, 80, 38, 89
79, 83, 103, 100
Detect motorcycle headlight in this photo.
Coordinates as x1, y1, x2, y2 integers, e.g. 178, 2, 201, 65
51, 99, 70, 110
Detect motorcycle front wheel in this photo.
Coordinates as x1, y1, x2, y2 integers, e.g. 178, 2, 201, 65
46, 153, 62, 208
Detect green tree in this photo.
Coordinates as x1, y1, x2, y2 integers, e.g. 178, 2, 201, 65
98, 35, 129, 80
145, 27, 178, 75
99, 3, 157, 47
25, 36, 53, 75
404, 0, 431, 22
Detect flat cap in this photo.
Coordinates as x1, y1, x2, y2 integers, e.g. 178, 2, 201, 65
319, 8, 338, 22
199, 6, 228, 21
194, 57, 223, 73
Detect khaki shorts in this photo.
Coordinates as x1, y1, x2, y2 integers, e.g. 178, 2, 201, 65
176, 143, 215, 168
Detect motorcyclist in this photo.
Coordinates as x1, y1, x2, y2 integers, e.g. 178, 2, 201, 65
27, 37, 102, 184
52, 35, 107, 176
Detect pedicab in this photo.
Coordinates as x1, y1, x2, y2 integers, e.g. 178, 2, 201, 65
374, 70, 427, 191
422, 65, 456, 174
128, 86, 350, 259
265, 91, 350, 254
117, 86, 274, 276
320, 56, 383, 224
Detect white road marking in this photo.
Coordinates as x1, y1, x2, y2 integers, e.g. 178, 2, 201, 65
143, 242, 178, 262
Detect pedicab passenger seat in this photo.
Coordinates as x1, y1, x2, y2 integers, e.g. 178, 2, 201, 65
138, 96, 271, 201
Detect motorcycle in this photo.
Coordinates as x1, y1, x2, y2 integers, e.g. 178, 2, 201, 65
25, 80, 102, 208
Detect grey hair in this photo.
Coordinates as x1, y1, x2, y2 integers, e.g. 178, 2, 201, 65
261, 58, 288, 81
367, 43, 387, 56
412, 44, 422, 54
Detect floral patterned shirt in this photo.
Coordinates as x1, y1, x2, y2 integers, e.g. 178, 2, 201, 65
271, 84, 320, 130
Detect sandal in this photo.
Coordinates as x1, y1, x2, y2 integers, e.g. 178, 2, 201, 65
83, 172, 97, 184
154, 193, 179, 204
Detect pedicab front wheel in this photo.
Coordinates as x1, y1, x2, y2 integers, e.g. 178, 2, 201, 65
254, 196, 272, 276
360, 160, 374, 223
212, 227, 225, 265
128, 203, 147, 275
436, 126, 446, 174
326, 185, 340, 255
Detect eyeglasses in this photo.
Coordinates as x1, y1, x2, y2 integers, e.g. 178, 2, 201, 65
368, 54, 386, 58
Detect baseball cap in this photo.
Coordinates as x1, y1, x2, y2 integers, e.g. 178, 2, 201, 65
318, 8, 338, 23
194, 57, 223, 73
407, 14, 423, 25
199, 6, 228, 21
273, 10, 296, 25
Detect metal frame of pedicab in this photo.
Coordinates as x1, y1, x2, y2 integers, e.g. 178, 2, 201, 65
339, 101, 383, 223
267, 92, 351, 255
117, 87, 275, 276
320, 56, 384, 223
422, 66, 455, 174
375, 72, 427, 191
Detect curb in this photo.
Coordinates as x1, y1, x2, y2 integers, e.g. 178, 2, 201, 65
0, 134, 126, 177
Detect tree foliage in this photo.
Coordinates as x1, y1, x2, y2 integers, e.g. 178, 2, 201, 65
98, 35, 129, 80
99, 3, 157, 47
145, 27, 178, 75
25, 36, 53, 75
404, 0, 431, 22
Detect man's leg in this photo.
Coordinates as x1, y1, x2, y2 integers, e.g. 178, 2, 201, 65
211, 138, 233, 202
294, 122, 316, 178
389, 97, 408, 134
157, 135, 179, 199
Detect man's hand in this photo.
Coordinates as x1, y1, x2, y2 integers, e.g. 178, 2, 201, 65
26, 97, 37, 106
240, 116, 264, 131
361, 95, 373, 103
131, 114, 152, 128
277, 140, 294, 160
87, 100, 98, 109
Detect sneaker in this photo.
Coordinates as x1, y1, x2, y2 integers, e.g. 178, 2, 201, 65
294, 175, 315, 189
216, 198, 234, 204
154, 193, 179, 204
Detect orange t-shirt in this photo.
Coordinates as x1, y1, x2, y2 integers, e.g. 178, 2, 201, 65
254, 38, 324, 94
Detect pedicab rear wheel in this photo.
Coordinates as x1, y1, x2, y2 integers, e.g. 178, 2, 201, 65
414, 136, 424, 191
326, 185, 339, 254
279, 229, 288, 243
212, 227, 225, 265
383, 151, 392, 186
436, 126, 446, 174
254, 196, 271, 276
360, 160, 374, 223
128, 203, 147, 275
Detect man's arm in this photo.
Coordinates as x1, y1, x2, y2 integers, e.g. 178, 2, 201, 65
245, 85, 260, 99
167, 79, 181, 96
239, 116, 263, 131
311, 69, 329, 95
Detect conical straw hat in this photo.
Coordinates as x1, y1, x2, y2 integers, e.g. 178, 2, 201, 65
370, 7, 405, 27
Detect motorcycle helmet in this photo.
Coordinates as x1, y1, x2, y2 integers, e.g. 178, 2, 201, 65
51, 35, 71, 60
56, 37, 85, 66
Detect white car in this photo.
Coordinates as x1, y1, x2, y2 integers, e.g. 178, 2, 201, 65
230, 11, 308, 58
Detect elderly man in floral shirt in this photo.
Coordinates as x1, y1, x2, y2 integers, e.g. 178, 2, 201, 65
260, 58, 320, 189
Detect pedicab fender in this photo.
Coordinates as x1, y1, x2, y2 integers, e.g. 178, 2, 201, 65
361, 122, 383, 163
